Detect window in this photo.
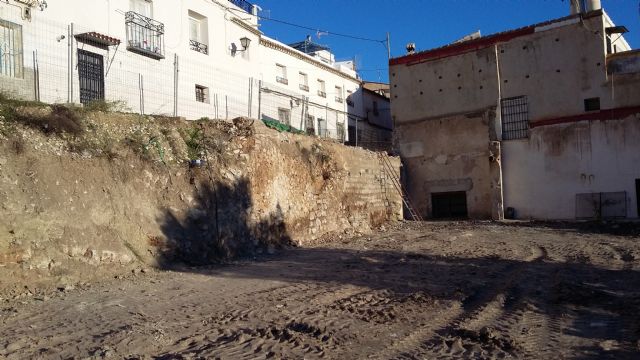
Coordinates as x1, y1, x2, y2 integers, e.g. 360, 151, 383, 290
584, 97, 600, 112
373, 100, 379, 116
0, 20, 23, 78
317, 79, 326, 97
277, 108, 291, 125
195, 85, 209, 103
130, 0, 152, 18
276, 64, 288, 84
305, 114, 315, 135
189, 11, 208, 54
501, 95, 529, 140
125, 1, 164, 59
335, 86, 343, 103
317, 118, 327, 137
299, 72, 308, 91
337, 122, 345, 141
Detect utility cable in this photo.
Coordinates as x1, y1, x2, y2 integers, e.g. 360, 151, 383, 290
258, 15, 387, 44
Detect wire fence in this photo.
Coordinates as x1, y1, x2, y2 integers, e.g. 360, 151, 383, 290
0, 10, 390, 146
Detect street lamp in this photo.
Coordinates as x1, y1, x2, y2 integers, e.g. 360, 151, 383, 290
240, 36, 251, 50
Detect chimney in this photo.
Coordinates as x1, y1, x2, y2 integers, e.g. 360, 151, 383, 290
570, 0, 601, 15
585, 0, 601, 12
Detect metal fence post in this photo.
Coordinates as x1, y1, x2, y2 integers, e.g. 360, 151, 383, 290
139, 73, 145, 115
257, 80, 262, 121
173, 54, 179, 117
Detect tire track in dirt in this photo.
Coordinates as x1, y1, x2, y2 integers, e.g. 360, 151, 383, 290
388, 246, 549, 359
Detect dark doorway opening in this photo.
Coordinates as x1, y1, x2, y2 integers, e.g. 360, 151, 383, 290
77, 49, 105, 105
636, 179, 640, 217
431, 191, 468, 219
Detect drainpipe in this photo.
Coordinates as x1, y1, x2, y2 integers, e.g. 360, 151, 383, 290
494, 44, 502, 138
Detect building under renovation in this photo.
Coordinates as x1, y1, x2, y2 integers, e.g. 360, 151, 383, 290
390, 1, 640, 220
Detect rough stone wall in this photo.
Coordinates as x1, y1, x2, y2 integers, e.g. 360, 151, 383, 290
395, 109, 503, 219
0, 112, 402, 292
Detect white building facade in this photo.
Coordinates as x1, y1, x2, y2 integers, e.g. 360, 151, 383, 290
0, 0, 365, 141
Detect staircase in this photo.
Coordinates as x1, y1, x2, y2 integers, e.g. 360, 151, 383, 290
377, 152, 423, 221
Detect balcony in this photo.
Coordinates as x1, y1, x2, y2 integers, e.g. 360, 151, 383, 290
299, 84, 309, 92
125, 11, 165, 60
190, 40, 209, 55
318, 90, 326, 98
277, 76, 288, 85
228, 0, 254, 14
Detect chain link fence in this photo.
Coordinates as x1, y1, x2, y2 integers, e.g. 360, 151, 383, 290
0, 11, 390, 145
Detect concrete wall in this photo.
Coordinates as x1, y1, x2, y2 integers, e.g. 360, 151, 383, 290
390, 14, 624, 125
395, 110, 501, 219
361, 90, 392, 130
503, 115, 640, 219
390, 10, 640, 220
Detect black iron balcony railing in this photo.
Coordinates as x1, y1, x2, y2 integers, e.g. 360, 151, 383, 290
125, 11, 165, 59
276, 76, 288, 85
228, 0, 254, 14
190, 39, 208, 55
318, 90, 326, 98
346, 98, 354, 107
335, 96, 344, 103
299, 84, 309, 92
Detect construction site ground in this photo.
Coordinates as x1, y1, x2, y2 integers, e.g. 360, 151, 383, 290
1, 221, 640, 359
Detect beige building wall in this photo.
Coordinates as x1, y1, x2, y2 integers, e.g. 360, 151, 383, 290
390, 10, 640, 220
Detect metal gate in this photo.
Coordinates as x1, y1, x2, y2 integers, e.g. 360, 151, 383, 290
77, 49, 104, 104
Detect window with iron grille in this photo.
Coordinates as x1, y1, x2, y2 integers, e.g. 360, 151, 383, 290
0, 20, 23, 78
278, 108, 291, 125
195, 85, 208, 103
501, 96, 529, 140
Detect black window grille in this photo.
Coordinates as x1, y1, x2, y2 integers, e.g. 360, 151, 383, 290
78, 49, 105, 105
195, 85, 208, 103
501, 96, 529, 140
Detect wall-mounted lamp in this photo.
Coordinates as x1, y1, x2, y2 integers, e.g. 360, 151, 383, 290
240, 36, 251, 50
232, 36, 251, 56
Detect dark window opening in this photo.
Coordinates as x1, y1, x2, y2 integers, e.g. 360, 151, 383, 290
501, 95, 529, 140
431, 192, 468, 219
584, 97, 600, 112
195, 85, 208, 103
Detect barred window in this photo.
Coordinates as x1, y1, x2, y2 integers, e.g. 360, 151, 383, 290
0, 20, 23, 78
501, 95, 529, 140
277, 108, 291, 125
195, 85, 208, 103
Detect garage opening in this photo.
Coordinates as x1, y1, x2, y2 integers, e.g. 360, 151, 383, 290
431, 191, 468, 219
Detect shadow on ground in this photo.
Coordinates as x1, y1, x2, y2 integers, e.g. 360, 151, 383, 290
154, 177, 640, 358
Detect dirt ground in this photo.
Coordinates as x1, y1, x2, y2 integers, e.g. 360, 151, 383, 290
1, 221, 639, 359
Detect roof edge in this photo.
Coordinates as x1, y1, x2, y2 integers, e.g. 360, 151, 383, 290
390, 10, 603, 67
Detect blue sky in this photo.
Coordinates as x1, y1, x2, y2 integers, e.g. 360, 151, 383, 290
256, 0, 640, 82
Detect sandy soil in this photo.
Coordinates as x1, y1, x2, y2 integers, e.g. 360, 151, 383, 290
1, 221, 639, 359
